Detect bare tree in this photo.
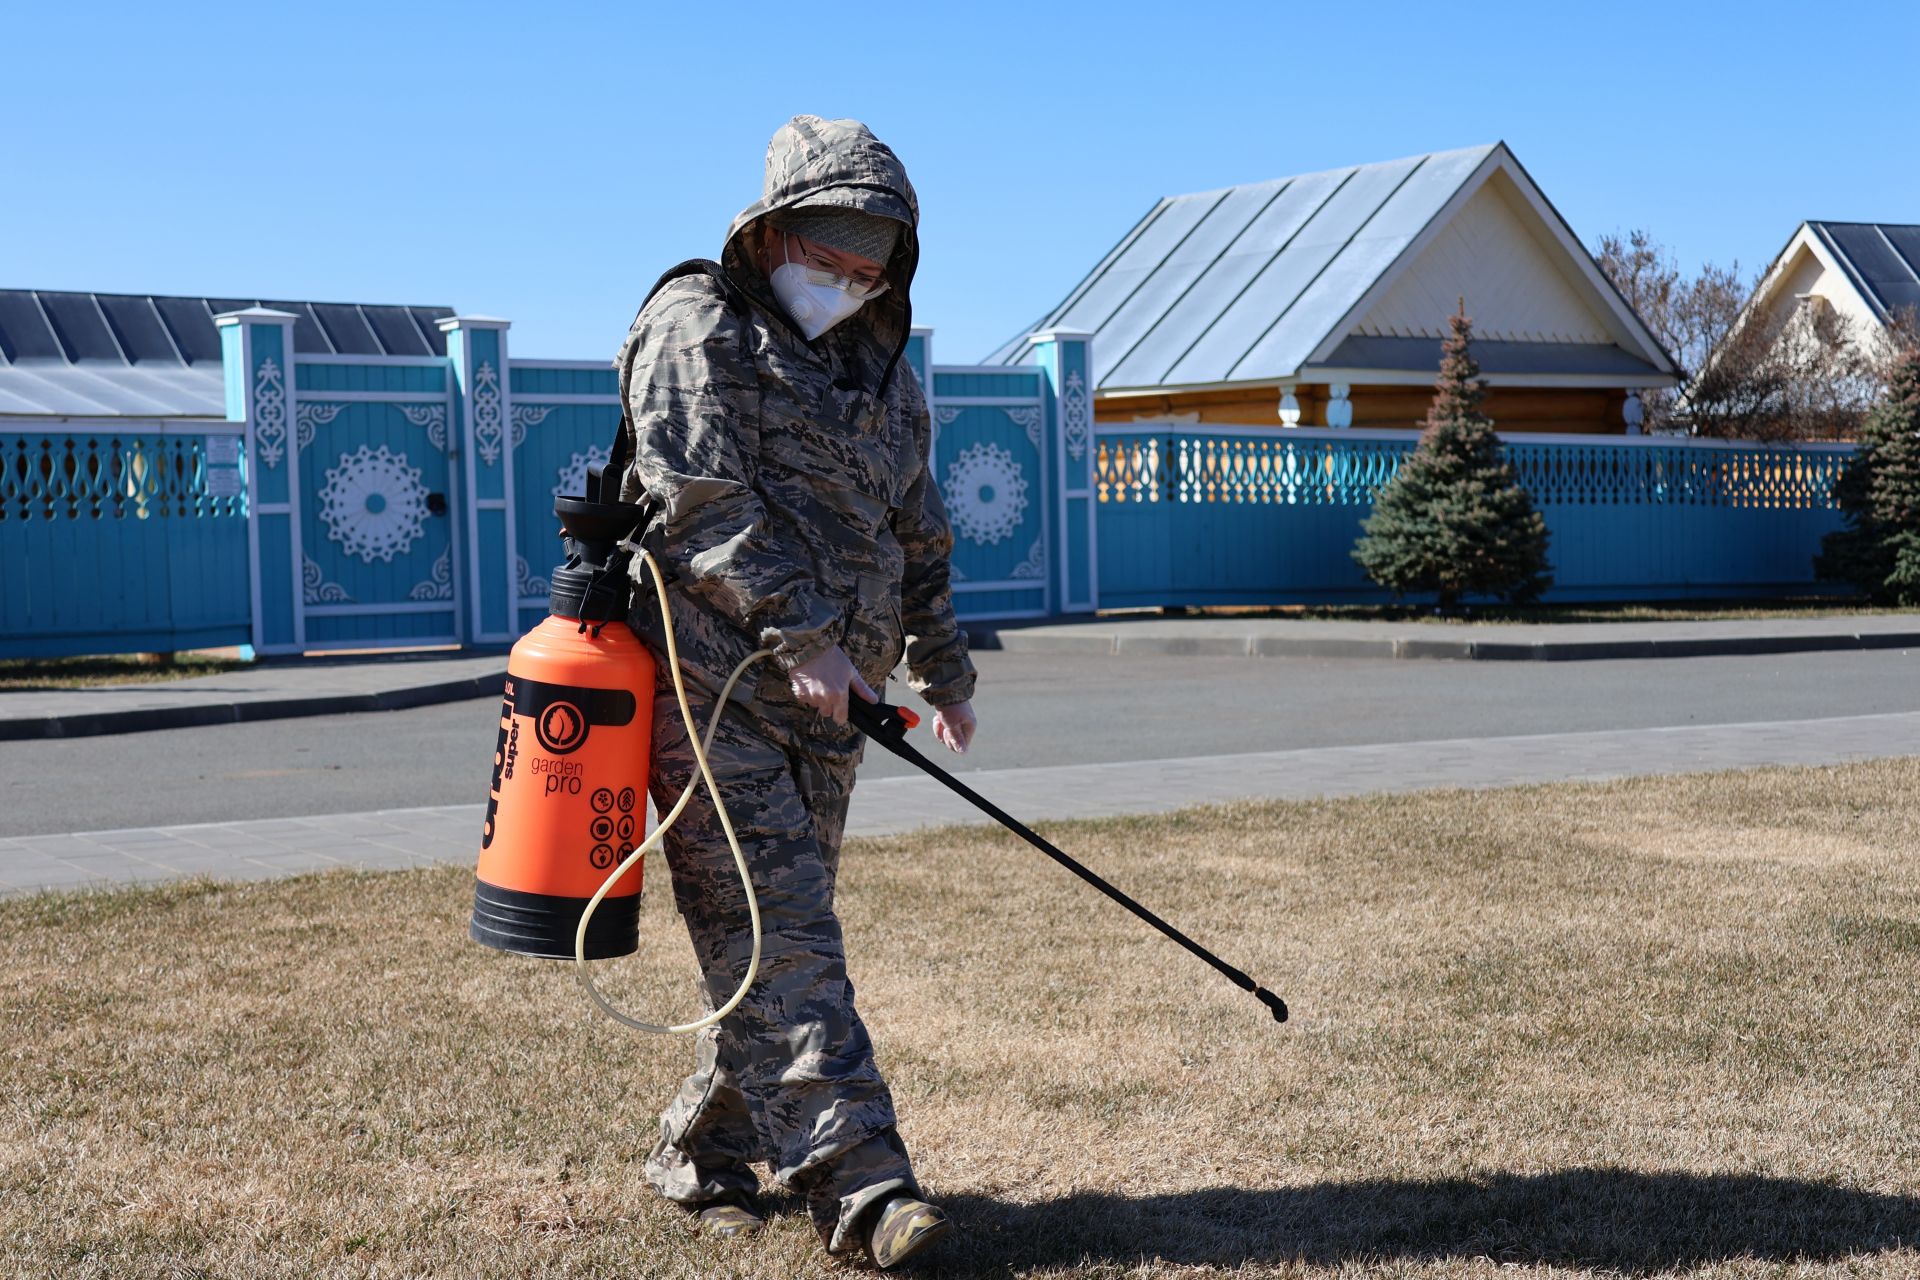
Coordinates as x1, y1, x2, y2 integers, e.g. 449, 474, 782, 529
1594, 230, 1742, 433
1688, 294, 1878, 441
1595, 230, 1878, 441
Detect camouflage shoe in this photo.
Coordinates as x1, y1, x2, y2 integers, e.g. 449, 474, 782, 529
863, 1195, 951, 1270
691, 1194, 766, 1239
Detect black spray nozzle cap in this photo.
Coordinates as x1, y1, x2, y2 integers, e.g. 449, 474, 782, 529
552, 463, 639, 545
547, 467, 645, 622
555, 494, 643, 548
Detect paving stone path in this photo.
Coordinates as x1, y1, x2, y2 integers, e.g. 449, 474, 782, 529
8, 614, 1918, 741
6, 709, 1917, 897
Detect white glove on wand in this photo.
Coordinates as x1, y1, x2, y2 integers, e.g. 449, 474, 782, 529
789, 644, 977, 753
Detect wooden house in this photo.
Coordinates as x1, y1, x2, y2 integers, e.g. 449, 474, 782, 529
990, 143, 1679, 433
1729, 221, 1920, 351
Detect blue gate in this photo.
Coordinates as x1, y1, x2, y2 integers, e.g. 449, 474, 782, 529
928, 365, 1050, 617
908, 327, 1097, 621
291, 357, 461, 648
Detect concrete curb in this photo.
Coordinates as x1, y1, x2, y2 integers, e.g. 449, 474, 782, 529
10, 620, 1916, 742
967, 626, 1920, 663
0, 671, 507, 742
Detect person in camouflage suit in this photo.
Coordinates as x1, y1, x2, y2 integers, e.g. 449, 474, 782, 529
613, 115, 977, 1269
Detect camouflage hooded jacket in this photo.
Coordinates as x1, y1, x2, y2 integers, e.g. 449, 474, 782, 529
615, 115, 975, 718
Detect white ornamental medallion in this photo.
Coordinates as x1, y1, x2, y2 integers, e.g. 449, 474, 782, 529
318, 444, 429, 563
944, 442, 1029, 545
553, 444, 612, 500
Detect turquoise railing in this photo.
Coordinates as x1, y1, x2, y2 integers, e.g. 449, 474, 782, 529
1092, 426, 1854, 606
0, 335, 1867, 659
0, 430, 252, 657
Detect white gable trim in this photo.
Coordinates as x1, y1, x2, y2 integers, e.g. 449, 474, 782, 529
1703, 223, 1889, 388
1304, 144, 1677, 376
1745, 222, 1888, 332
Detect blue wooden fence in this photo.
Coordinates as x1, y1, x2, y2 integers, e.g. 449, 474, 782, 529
505, 361, 622, 637
0, 428, 250, 658
1092, 425, 1853, 606
0, 320, 1861, 660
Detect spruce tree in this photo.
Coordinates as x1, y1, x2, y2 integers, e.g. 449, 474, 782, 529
1352, 309, 1552, 611
1817, 343, 1920, 603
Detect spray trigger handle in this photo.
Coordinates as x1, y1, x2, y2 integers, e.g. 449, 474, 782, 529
848, 696, 917, 746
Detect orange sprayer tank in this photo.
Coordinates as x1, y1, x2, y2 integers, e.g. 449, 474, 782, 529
470, 617, 655, 959
471, 466, 655, 960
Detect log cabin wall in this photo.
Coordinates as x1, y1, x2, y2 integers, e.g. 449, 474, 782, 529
1095, 383, 1630, 434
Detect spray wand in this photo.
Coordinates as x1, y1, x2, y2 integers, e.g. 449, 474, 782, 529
848, 697, 1288, 1024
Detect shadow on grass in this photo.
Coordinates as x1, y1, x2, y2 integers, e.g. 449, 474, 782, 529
939, 1168, 1920, 1274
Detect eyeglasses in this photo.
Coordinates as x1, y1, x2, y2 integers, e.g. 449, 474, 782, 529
783, 233, 891, 301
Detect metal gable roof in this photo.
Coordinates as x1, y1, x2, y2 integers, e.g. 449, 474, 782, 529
991, 142, 1680, 393
0, 290, 455, 418
1806, 222, 1920, 322
991, 144, 1501, 388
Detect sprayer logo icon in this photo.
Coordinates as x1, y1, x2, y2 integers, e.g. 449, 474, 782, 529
509, 679, 636, 759
535, 700, 589, 754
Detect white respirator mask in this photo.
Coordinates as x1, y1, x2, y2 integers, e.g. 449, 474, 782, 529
769, 236, 884, 340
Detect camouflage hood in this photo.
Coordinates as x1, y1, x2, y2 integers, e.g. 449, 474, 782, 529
723, 115, 920, 396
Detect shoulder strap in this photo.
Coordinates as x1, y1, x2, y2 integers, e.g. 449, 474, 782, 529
601, 259, 751, 493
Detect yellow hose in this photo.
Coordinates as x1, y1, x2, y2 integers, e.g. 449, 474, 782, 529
573, 549, 774, 1035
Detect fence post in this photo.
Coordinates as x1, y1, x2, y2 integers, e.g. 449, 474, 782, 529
438, 316, 519, 645
905, 326, 934, 402
905, 325, 940, 463
1027, 328, 1097, 614
216, 306, 302, 654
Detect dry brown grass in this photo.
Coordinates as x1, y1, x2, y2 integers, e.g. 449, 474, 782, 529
0, 652, 243, 690
5, 761, 1919, 1278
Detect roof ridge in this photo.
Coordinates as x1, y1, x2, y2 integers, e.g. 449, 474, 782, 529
1151, 143, 1499, 205
1805, 219, 1920, 229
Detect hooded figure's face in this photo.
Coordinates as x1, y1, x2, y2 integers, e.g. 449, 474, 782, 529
724, 115, 919, 386
758, 227, 889, 341
757, 227, 887, 293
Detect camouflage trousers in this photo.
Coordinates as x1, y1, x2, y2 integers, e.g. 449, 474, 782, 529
642, 672, 917, 1253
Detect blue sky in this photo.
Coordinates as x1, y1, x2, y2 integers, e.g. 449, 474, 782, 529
6, 1, 1916, 361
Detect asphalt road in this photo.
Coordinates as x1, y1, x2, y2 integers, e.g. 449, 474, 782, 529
4, 646, 1917, 837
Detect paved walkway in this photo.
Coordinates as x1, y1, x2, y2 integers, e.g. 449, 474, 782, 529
0, 653, 507, 740
6, 614, 1918, 741
6, 708, 1917, 897
989, 613, 1920, 661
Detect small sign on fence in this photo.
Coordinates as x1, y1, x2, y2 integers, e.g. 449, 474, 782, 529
205, 435, 244, 498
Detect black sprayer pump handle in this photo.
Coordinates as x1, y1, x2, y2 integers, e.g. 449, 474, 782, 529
847, 695, 1288, 1024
